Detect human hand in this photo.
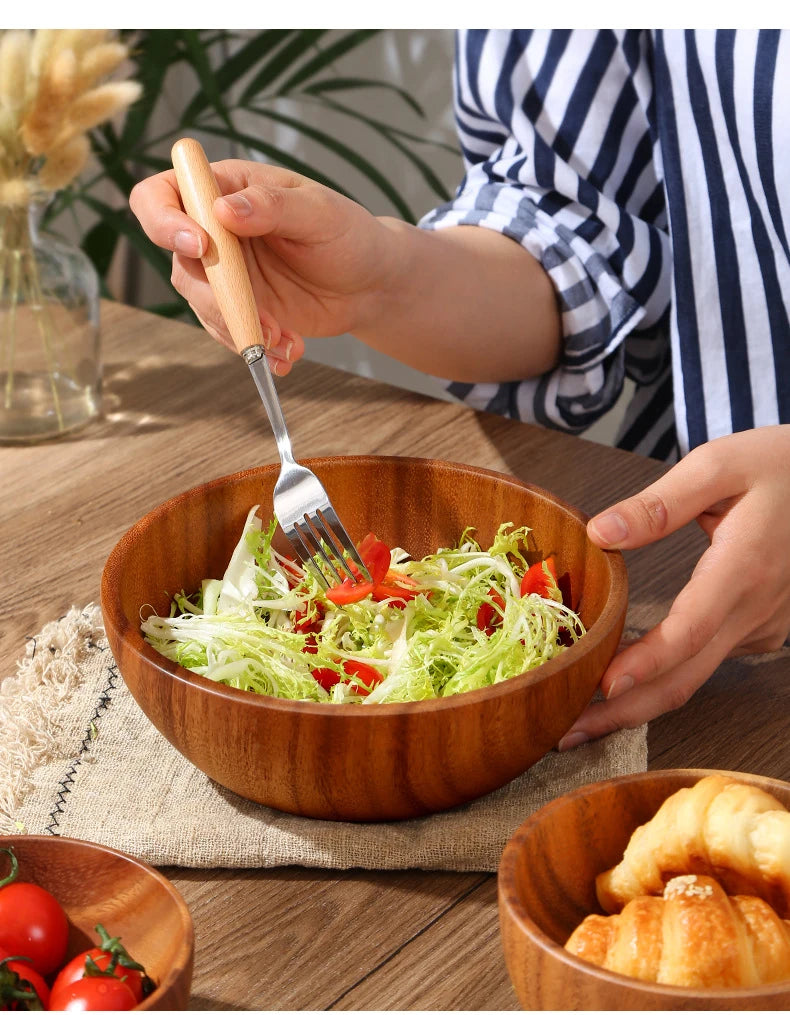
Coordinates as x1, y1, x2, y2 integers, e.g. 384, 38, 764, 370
129, 159, 397, 374
558, 425, 790, 748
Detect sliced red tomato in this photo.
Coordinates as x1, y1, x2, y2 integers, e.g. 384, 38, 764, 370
327, 535, 428, 607
342, 660, 383, 697
312, 667, 341, 692
520, 556, 559, 599
0, 953, 51, 1010
325, 579, 375, 605
49, 975, 137, 1011
476, 589, 506, 635
0, 849, 68, 976
371, 582, 422, 605
357, 533, 390, 584
293, 603, 325, 634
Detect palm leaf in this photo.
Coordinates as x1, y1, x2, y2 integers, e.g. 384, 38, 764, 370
239, 30, 328, 104
181, 29, 234, 130
302, 76, 425, 117
181, 30, 294, 125
197, 123, 355, 198
278, 30, 380, 93
76, 194, 173, 281
122, 30, 183, 150
312, 95, 454, 202
243, 105, 415, 219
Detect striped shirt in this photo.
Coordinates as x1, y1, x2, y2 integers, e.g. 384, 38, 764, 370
419, 29, 790, 460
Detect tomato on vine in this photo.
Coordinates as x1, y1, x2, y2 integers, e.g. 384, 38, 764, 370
48, 975, 137, 1011
0, 849, 68, 976
50, 924, 153, 1007
0, 951, 51, 1011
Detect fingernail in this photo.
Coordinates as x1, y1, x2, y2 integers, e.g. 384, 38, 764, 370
261, 325, 273, 349
174, 230, 203, 257
589, 512, 629, 546
220, 193, 252, 217
558, 730, 589, 751
606, 674, 634, 699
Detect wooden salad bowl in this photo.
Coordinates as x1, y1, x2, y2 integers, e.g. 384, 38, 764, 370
0, 835, 193, 1010
101, 455, 627, 821
498, 768, 790, 1010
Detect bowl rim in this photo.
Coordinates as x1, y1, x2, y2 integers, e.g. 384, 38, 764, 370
498, 767, 790, 1000
0, 833, 194, 1011
101, 454, 628, 717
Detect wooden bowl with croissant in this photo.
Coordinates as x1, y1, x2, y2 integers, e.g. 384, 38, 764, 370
498, 768, 790, 1010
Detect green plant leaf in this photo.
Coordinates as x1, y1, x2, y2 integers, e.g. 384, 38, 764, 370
121, 30, 183, 150
277, 30, 380, 93
313, 96, 454, 202
82, 220, 120, 278
196, 123, 354, 199
76, 194, 173, 281
239, 30, 328, 104
181, 30, 294, 125
181, 29, 234, 130
303, 76, 425, 118
243, 105, 416, 220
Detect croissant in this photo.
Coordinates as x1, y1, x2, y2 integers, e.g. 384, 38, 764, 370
566, 874, 790, 988
596, 775, 790, 917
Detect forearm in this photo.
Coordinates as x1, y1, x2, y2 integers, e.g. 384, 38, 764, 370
354, 218, 562, 383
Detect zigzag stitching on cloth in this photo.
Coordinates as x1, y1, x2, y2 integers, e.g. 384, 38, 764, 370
45, 660, 119, 836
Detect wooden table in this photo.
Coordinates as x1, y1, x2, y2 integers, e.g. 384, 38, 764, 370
3, 301, 789, 1010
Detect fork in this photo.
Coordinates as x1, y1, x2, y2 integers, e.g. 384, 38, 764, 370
170, 137, 370, 587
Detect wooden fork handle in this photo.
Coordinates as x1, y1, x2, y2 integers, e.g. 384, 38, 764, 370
171, 137, 265, 356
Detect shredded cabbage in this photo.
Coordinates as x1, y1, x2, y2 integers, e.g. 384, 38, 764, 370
141, 506, 586, 704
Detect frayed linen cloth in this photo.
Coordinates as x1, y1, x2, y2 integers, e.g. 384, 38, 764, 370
1, 605, 647, 871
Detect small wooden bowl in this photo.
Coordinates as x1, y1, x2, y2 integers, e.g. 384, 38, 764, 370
101, 455, 627, 821
498, 768, 790, 1010
0, 835, 193, 1010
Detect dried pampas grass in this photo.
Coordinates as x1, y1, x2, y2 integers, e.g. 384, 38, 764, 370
0, 28, 141, 197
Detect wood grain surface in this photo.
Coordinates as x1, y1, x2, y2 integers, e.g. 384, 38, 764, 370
3, 301, 790, 1010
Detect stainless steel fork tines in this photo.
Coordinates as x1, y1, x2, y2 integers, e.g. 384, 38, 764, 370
242, 346, 370, 588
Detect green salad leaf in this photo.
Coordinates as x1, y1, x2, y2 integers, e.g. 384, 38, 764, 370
141, 507, 586, 704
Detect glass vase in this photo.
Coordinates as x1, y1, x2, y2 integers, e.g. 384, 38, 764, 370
0, 200, 100, 443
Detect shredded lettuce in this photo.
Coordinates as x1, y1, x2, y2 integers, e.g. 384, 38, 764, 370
141, 508, 586, 705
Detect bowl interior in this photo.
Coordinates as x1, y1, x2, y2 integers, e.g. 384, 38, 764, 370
1, 836, 193, 1010
107, 455, 623, 670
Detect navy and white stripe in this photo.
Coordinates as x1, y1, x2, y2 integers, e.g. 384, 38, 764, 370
419, 29, 790, 460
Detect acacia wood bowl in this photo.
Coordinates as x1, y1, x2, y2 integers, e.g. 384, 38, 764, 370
101, 455, 627, 821
498, 768, 790, 1010
0, 834, 193, 1010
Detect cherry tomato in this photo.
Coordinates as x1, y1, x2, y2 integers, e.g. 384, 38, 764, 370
49, 976, 137, 1011
325, 579, 374, 605
0, 849, 68, 976
357, 533, 390, 583
51, 925, 153, 1006
312, 666, 341, 692
520, 556, 559, 599
476, 589, 506, 635
342, 659, 383, 696
312, 660, 383, 696
52, 952, 145, 1006
0, 952, 51, 1010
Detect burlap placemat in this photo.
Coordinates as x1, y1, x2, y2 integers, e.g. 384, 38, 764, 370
1, 605, 647, 871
